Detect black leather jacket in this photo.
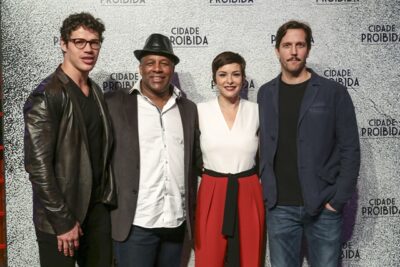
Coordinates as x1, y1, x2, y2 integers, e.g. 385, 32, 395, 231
24, 67, 116, 235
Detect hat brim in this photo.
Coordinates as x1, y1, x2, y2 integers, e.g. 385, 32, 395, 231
134, 49, 180, 65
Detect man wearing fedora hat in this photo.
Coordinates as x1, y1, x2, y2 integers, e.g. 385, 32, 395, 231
105, 33, 200, 267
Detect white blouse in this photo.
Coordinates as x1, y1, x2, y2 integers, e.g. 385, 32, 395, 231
197, 98, 259, 174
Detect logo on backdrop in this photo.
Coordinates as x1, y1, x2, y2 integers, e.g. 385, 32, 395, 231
341, 242, 361, 262
361, 198, 400, 217
100, 0, 146, 5
211, 79, 256, 99
322, 68, 360, 88
209, 0, 254, 6
360, 118, 400, 138
102, 72, 187, 95
361, 24, 400, 44
315, 0, 360, 4
270, 34, 314, 46
169, 27, 208, 48
103, 72, 140, 92
53, 36, 60, 46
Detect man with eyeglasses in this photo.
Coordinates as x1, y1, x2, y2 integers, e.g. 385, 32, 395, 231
23, 12, 115, 267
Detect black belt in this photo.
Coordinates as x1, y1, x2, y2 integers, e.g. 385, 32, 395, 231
203, 167, 257, 267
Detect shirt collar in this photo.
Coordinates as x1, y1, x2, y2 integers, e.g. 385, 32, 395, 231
129, 79, 182, 100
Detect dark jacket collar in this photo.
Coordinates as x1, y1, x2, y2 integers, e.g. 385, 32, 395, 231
269, 68, 322, 126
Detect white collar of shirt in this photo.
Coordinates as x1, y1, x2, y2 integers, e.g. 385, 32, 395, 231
129, 79, 182, 100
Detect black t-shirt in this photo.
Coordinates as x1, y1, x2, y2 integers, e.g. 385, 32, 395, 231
275, 79, 309, 206
67, 78, 104, 203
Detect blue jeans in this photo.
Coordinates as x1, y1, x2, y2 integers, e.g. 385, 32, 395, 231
113, 223, 185, 267
267, 206, 343, 267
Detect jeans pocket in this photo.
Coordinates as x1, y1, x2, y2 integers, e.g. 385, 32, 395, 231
322, 207, 342, 217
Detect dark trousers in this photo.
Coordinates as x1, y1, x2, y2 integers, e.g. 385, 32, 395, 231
36, 203, 112, 267
114, 222, 186, 267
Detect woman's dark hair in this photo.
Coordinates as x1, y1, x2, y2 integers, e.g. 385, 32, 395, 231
212, 51, 246, 83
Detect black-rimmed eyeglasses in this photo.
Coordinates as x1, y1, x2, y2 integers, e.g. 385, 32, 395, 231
69, 38, 102, 50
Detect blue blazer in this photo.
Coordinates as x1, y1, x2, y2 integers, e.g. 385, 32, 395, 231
257, 69, 360, 215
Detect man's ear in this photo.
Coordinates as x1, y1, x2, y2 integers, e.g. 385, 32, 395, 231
138, 63, 143, 76
275, 48, 280, 59
60, 38, 68, 53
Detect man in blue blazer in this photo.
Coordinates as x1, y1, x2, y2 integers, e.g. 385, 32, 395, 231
257, 20, 360, 267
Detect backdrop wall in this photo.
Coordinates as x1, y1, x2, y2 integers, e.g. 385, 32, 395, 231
1, 0, 399, 266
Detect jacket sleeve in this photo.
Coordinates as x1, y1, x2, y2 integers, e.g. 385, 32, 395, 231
23, 87, 76, 235
329, 87, 361, 212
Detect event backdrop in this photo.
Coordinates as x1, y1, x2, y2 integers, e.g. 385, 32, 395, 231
1, 0, 400, 266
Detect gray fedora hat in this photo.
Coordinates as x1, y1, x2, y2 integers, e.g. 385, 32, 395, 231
134, 33, 179, 65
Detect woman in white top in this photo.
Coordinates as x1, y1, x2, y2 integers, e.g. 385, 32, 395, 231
195, 52, 264, 267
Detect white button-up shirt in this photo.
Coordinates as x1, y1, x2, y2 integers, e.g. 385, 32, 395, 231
130, 80, 185, 228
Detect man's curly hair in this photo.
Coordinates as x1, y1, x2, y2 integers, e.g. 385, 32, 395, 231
60, 12, 105, 43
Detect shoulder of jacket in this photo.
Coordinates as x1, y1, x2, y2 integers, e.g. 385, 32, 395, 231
178, 96, 196, 108
104, 88, 131, 100
30, 73, 67, 106
259, 76, 279, 91
312, 72, 347, 92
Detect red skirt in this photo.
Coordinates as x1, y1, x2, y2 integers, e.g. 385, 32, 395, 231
195, 169, 265, 267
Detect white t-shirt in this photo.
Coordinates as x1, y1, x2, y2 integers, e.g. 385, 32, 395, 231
197, 98, 259, 174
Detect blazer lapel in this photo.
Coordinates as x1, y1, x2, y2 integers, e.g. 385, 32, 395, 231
298, 72, 320, 127
271, 77, 280, 116
91, 83, 112, 167
177, 98, 195, 241
126, 92, 140, 164
57, 71, 91, 156
177, 99, 192, 179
